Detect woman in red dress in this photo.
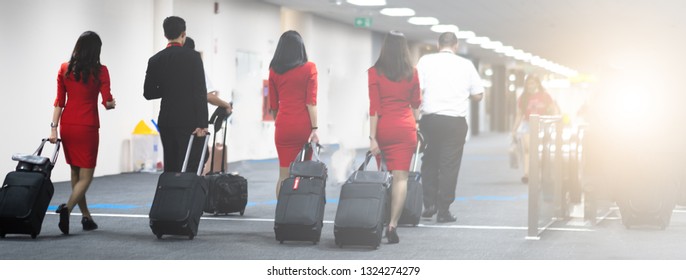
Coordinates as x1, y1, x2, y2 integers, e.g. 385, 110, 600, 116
48, 31, 116, 235
368, 31, 421, 244
268, 30, 319, 197
511, 75, 559, 183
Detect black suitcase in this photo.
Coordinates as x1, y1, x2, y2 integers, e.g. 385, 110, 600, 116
274, 143, 327, 244
149, 134, 210, 240
0, 139, 60, 239
204, 112, 248, 215
334, 152, 391, 249
617, 186, 676, 230
397, 132, 424, 226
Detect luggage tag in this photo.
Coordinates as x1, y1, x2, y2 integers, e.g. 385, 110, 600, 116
293, 177, 301, 190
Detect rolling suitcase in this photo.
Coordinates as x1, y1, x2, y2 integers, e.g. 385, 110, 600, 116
0, 139, 60, 239
204, 112, 248, 215
274, 143, 327, 244
149, 134, 209, 240
397, 132, 424, 226
617, 185, 676, 230
334, 152, 391, 249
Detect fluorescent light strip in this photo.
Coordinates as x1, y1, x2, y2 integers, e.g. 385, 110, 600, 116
380, 7, 415, 17
430, 24, 459, 33
408, 16, 439, 25
347, 0, 386, 6
466, 36, 489, 45
456, 30, 475, 39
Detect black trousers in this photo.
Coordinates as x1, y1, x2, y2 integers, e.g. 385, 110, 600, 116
419, 114, 468, 212
159, 126, 208, 173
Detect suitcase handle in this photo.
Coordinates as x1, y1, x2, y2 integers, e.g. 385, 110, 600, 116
358, 151, 388, 172
411, 131, 424, 172
181, 133, 211, 176
209, 113, 232, 173
36, 138, 62, 165
295, 142, 322, 163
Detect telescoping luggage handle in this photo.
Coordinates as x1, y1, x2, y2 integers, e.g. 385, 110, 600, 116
295, 142, 322, 163
359, 151, 388, 172
411, 131, 424, 173
12, 138, 62, 165
181, 133, 211, 176
209, 112, 233, 173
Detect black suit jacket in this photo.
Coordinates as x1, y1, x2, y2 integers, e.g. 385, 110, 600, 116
144, 45, 208, 129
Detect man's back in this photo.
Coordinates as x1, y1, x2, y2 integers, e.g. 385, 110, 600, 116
416, 52, 482, 117
144, 45, 207, 128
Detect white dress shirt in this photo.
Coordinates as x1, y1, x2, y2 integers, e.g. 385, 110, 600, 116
416, 51, 484, 117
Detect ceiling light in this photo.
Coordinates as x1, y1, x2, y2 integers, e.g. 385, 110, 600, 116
495, 45, 513, 54
430, 24, 458, 33
456, 30, 475, 39
347, 0, 386, 6
408, 17, 439, 25
380, 8, 415, 17
466, 36, 489, 45
481, 41, 502, 50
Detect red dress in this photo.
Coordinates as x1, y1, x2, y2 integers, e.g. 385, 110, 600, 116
368, 67, 421, 171
54, 63, 113, 168
269, 62, 317, 167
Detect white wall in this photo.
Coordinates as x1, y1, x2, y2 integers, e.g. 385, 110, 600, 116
0, 0, 155, 182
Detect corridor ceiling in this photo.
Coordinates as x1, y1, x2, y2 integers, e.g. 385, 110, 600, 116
261, 0, 686, 77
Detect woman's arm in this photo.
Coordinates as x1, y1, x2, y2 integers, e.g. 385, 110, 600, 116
307, 104, 319, 143
369, 115, 380, 155
48, 106, 63, 143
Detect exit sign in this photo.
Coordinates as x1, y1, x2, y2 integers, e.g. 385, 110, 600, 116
354, 17, 372, 28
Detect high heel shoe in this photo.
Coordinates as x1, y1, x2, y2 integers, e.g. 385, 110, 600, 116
81, 217, 98, 231
56, 204, 69, 235
386, 226, 399, 244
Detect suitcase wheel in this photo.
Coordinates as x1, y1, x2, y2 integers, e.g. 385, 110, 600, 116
188, 235, 194, 240
279, 240, 284, 244
313, 241, 318, 245
31, 234, 37, 239
0, 233, 5, 239
240, 210, 245, 216
156, 234, 163, 240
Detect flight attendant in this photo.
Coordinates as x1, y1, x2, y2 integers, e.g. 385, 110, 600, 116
368, 31, 421, 244
49, 31, 116, 235
268, 30, 319, 197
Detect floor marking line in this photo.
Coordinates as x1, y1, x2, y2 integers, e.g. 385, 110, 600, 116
45, 212, 594, 232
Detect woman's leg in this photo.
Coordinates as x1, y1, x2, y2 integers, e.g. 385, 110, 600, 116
66, 167, 95, 214
389, 170, 409, 229
275, 167, 290, 198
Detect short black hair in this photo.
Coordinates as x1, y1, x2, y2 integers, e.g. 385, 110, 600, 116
269, 30, 308, 74
184, 37, 195, 50
438, 32, 458, 47
163, 16, 186, 40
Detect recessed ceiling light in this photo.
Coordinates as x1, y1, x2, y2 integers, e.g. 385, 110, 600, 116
456, 31, 475, 39
408, 17, 439, 25
481, 41, 502, 50
380, 8, 415, 17
495, 45, 513, 54
430, 24, 459, 33
466, 36, 489, 45
347, 0, 386, 6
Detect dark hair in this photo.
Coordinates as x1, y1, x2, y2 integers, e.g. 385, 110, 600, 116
163, 16, 186, 40
66, 31, 102, 84
438, 32, 458, 48
270, 30, 308, 74
374, 31, 413, 82
184, 36, 195, 50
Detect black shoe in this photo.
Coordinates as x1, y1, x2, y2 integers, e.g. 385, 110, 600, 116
421, 205, 437, 218
81, 217, 98, 231
436, 211, 457, 223
56, 204, 69, 235
386, 226, 399, 244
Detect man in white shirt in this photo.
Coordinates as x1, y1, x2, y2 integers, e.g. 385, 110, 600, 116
416, 32, 484, 223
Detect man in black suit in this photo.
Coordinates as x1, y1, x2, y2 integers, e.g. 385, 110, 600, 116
144, 16, 208, 173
